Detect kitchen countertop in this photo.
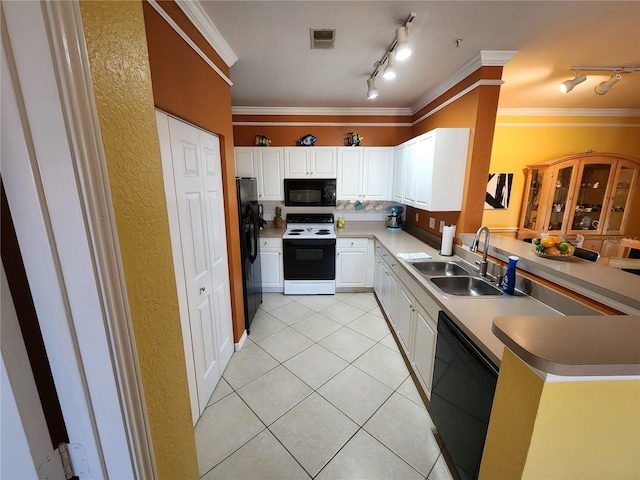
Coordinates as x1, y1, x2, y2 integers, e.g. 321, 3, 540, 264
459, 233, 640, 315
492, 315, 640, 376
260, 222, 638, 373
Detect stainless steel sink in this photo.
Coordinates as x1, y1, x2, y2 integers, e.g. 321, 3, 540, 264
430, 276, 503, 297
409, 261, 472, 277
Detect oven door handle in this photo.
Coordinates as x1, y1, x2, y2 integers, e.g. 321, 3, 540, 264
283, 238, 336, 247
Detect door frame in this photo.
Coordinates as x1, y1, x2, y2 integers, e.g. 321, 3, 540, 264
1, 1, 154, 477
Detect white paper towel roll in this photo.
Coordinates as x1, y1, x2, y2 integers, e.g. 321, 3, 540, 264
440, 225, 456, 256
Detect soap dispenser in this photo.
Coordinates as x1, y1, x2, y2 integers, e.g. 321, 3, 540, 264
502, 255, 519, 295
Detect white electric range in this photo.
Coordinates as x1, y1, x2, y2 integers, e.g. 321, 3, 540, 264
282, 213, 336, 294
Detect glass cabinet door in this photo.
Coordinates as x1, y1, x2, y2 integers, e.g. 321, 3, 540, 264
521, 168, 545, 231
544, 164, 574, 232
567, 162, 613, 234
603, 160, 639, 234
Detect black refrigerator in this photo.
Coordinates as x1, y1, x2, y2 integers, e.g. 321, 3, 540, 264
236, 177, 262, 332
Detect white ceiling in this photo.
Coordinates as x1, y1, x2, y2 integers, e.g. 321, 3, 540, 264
197, 1, 640, 112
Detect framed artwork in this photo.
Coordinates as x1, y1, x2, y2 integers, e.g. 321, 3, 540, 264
485, 173, 513, 209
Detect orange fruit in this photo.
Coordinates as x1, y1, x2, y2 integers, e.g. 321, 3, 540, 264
540, 236, 558, 248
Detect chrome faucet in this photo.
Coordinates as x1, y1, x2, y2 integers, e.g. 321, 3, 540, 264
471, 226, 490, 276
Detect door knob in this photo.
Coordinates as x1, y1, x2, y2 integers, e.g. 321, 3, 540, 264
199, 287, 206, 293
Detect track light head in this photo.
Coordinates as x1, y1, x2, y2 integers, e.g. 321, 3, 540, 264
395, 26, 412, 61
560, 74, 586, 94
382, 52, 397, 80
367, 77, 379, 99
595, 72, 623, 95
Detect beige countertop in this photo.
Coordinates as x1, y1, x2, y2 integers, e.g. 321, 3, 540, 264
459, 233, 640, 315
492, 315, 640, 376
260, 222, 638, 373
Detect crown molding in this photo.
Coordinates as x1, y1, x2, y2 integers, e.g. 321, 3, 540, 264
497, 108, 640, 117
232, 106, 412, 116
411, 50, 517, 114
174, 0, 238, 67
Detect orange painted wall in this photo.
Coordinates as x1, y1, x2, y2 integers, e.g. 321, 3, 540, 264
406, 67, 503, 236
142, 1, 246, 342
233, 116, 412, 147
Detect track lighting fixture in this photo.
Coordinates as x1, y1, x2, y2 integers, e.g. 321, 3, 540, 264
560, 74, 586, 94
595, 72, 623, 95
367, 77, 379, 100
365, 12, 416, 99
395, 25, 412, 61
559, 66, 640, 95
382, 52, 397, 80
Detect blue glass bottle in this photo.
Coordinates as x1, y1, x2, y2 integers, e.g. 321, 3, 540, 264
502, 255, 519, 295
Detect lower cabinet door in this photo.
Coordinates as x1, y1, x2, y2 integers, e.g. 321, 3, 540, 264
412, 306, 437, 397
395, 286, 414, 356
260, 249, 283, 290
336, 248, 367, 287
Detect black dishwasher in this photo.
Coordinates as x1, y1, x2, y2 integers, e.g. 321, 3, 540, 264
430, 311, 499, 480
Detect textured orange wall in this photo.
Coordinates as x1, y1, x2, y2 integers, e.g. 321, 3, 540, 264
233, 117, 412, 147
405, 67, 502, 236
142, 1, 246, 343
79, 1, 198, 478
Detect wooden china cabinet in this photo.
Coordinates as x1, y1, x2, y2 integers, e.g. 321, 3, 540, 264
518, 152, 639, 251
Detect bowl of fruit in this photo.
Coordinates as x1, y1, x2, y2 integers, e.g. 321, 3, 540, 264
532, 236, 575, 260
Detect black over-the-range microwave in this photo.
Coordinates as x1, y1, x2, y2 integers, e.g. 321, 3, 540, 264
284, 178, 336, 207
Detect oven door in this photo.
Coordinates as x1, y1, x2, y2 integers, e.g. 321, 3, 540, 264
283, 238, 336, 280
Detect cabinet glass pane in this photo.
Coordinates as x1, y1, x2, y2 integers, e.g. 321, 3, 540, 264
523, 169, 543, 229
571, 163, 611, 231
546, 166, 573, 231
608, 166, 633, 231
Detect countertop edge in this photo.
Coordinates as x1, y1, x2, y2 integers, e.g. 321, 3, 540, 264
492, 315, 640, 376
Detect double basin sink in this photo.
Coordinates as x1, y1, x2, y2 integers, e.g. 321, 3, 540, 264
409, 260, 503, 297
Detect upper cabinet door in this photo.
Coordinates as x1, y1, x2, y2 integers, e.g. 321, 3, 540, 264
310, 147, 337, 178
337, 147, 363, 200
603, 159, 639, 235
392, 144, 406, 203
284, 147, 336, 178
234, 147, 258, 178
363, 147, 393, 201
284, 147, 310, 178
257, 148, 284, 200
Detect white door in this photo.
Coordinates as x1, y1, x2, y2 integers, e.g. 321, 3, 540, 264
284, 147, 310, 178
166, 116, 233, 415
258, 148, 284, 200
414, 134, 436, 210
311, 147, 337, 178
337, 147, 363, 200
392, 144, 406, 203
363, 148, 392, 200
235, 147, 258, 177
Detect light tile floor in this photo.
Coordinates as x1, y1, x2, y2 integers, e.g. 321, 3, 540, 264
195, 292, 455, 480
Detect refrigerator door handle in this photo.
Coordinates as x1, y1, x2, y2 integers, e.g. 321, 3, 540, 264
247, 203, 259, 264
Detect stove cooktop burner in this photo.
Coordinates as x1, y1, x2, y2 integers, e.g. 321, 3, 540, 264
291, 229, 304, 232
288, 232, 301, 235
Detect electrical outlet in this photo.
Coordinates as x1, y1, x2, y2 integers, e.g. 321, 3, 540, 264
429, 217, 435, 229
415, 212, 419, 222
439, 220, 445, 232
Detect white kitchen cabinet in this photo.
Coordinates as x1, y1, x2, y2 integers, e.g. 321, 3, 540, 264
392, 143, 406, 203
411, 303, 437, 397
336, 238, 375, 289
284, 147, 337, 178
260, 238, 283, 292
337, 147, 393, 201
336, 238, 368, 288
234, 147, 284, 201
402, 128, 470, 211
395, 285, 415, 357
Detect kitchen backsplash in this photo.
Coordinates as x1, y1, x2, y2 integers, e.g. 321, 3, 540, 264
261, 200, 405, 223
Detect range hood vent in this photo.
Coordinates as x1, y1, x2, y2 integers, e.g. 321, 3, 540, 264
310, 29, 335, 49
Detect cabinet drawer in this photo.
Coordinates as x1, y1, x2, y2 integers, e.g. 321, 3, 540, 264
261, 238, 283, 249
337, 238, 369, 249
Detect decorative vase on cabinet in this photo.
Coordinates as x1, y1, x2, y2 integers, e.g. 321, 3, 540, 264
519, 153, 639, 242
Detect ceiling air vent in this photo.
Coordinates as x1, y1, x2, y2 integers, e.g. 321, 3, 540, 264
310, 29, 336, 49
